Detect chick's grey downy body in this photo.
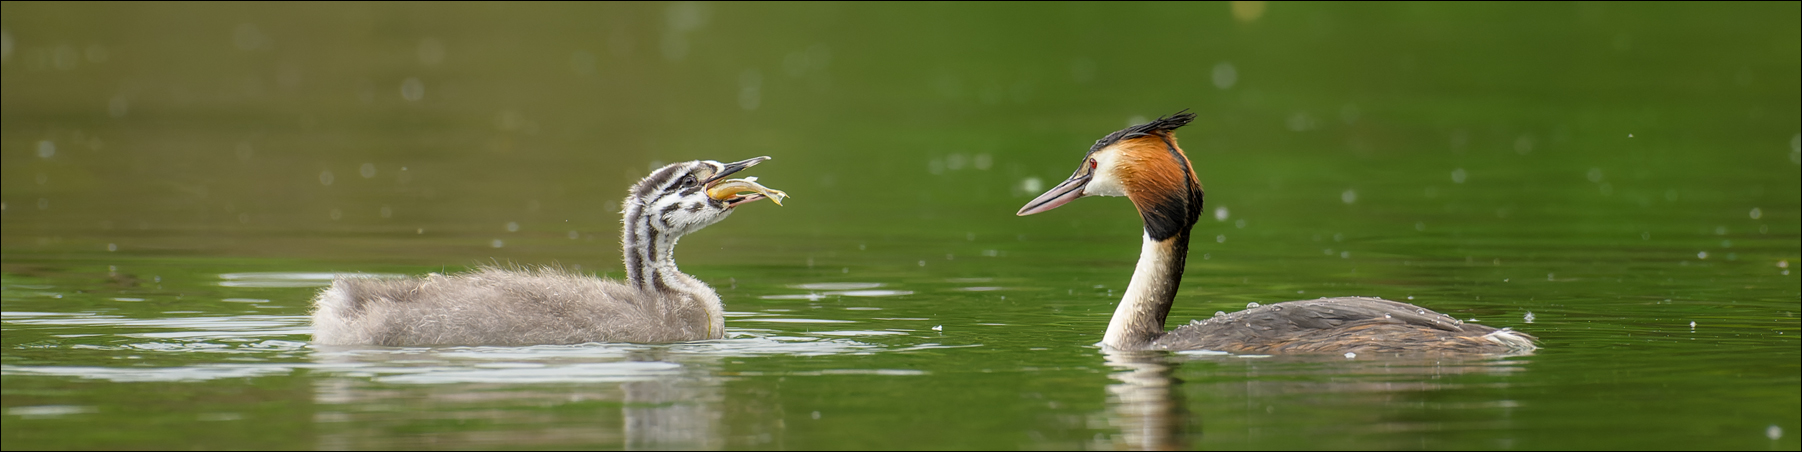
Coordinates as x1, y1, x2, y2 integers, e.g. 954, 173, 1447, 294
311, 157, 781, 346
312, 267, 720, 346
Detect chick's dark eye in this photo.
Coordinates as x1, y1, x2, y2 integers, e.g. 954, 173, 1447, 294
679, 174, 697, 188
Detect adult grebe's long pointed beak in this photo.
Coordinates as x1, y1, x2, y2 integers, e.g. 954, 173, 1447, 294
1017, 171, 1090, 216
707, 156, 770, 183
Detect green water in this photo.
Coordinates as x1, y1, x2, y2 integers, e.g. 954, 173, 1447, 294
3, 2, 1798, 450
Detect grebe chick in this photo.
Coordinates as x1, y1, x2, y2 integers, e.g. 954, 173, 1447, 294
311, 157, 789, 346
1017, 112, 1535, 354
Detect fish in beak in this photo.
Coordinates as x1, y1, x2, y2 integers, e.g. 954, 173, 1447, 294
705, 156, 789, 207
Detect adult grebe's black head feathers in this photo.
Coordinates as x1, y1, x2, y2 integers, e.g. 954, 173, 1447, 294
1086, 110, 1197, 156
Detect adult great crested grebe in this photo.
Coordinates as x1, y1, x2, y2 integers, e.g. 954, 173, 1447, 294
311, 157, 788, 346
1018, 112, 1535, 355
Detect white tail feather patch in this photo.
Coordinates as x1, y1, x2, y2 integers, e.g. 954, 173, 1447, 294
1483, 327, 1537, 351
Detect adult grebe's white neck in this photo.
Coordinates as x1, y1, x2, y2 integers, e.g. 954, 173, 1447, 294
1101, 231, 1189, 349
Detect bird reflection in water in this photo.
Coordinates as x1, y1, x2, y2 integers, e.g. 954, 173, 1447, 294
622, 351, 723, 450
308, 347, 730, 450
1093, 351, 1193, 451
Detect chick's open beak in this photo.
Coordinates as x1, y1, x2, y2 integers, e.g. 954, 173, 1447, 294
705, 156, 789, 207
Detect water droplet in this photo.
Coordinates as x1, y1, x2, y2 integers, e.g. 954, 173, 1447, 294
1768, 425, 1783, 440
1344, 352, 1356, 359
36, 140, 54, 158
1231, 2, 1265, 22
109, 95, 129, 117
359, 163, 376, 178
1524, 311, 1535, 323
1451, 168, 1468, 184
1791, 134, 1801, 164
1246, 302, 1261, 309
1211, 61, 1237, 89
738, 69, 762, 111
1697, 251, 1708, 259
491, 239, 504, 248
417, 38, 445, 66
931, 325, 942, 331
1417, 309, 1426, 314
400, 77, 424, 102
232, 23, 265, 51
1340, 104, 1360, 124
106, 243, 117, 252
1383, 313, 1392, 319
1214, 206, 1229, 221
1020, 177, 1043, 194
1750, 207, 1763, 219
318, 170, 334, 186
1216, 234, 1226, 243
1214, 311, 1227, 318
1513, 135, 1534, 154
506, 222, 519, 232
1341, 189, 1357, 204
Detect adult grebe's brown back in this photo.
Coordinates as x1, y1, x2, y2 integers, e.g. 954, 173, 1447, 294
311, 157, 788, 346
1017, 112, 1535, 354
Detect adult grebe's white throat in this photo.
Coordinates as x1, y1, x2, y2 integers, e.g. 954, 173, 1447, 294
1101, 232, 1178, 349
